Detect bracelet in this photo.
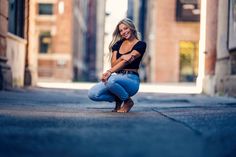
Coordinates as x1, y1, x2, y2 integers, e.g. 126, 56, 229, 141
107, 70, 112, 74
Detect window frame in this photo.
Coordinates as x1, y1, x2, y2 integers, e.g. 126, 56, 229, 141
176, 0, 200, 22
39, 31, 52, 54
38, 3, 54, 15
8, 0, 25, 38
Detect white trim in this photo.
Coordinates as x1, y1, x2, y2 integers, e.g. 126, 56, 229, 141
196, 0, 207, 93
36, 25, 56, 32
38, 53, 71, 60
36, 15, 56, 22
7, 33, 27, 45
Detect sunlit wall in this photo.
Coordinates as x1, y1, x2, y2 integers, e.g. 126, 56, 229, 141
103, 0, 128, 71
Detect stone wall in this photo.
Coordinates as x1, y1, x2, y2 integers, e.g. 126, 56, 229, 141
0, 0, 12, 89
203, 0, 236, 97
24, 0, 38, 86
215, 0, 236, 96
6, 33, 26, 87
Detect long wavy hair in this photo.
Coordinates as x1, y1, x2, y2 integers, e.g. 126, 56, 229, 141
108, 18, 140, 53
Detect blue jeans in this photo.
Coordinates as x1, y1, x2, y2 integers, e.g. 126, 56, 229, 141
88, 73, 140, 102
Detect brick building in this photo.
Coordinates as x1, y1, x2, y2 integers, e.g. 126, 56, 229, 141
144, 0, 236, 96
155, 0, 200, 82
1, 0, 235, 96
0, 0, 37, 89
0, 0, 11, 89
72, 0, 105, 82
36, 0, 73, 81
203, 0, 236, 96
128, 0, 200, 83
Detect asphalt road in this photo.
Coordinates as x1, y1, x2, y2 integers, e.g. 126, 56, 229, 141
0, 87, 236, 157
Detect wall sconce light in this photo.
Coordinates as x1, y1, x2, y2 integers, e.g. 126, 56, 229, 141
58, 1, 64, 14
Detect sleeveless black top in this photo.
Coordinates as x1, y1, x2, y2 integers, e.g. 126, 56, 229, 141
112, 39, 146, 69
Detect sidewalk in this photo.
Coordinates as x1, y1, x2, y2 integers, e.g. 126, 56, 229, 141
37, 81, 201, 94
0, 85, 236, 157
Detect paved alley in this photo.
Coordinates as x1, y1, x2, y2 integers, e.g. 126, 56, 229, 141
0, 86, 236, 157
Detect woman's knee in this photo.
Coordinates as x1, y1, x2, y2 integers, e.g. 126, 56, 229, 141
88, 89, 99, 101
106, 77, 117, 89
87, 90, 94, 100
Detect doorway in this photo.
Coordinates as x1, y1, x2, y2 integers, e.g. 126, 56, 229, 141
179, 41, 199, 82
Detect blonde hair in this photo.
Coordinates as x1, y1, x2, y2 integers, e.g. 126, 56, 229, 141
108, 18, 140, 53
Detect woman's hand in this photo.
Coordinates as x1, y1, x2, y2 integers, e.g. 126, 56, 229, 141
101, 70, 112, 82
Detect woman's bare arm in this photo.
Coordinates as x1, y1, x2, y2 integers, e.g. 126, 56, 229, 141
111, 51, 122, 67
101, 50, 141, 82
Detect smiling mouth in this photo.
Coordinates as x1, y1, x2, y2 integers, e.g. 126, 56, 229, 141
123, 33, 129, 38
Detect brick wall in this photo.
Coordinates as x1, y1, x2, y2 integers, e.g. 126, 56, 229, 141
25, 0, 38, 86
53, 0, 72, 54
205, 0, 218, 75
0, 0, 8, 57
36, 0, 73, 81
155, 0, 200, 82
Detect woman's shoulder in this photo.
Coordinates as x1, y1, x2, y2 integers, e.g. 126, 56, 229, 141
138, 40, 146, 45
135, 40, 146, 48
132, 40, 146, 54
116, 39, 125, 45
113, 39, 125, 47
112, 39, 125, 51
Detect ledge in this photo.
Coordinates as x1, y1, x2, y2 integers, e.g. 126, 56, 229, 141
38, 53, 71, 60
7, 33, 27, 44
36, 15, 56, 22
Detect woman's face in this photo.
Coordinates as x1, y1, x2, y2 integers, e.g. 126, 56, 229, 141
118, 23, 132, 40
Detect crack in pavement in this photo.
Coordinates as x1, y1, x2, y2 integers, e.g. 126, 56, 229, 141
152, 108, 202, 136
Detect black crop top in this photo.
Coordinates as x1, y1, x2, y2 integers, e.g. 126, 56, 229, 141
112, 39, 146, 69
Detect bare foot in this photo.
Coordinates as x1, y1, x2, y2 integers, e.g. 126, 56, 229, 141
117, 98, 134, 113
112, 100, 123, 112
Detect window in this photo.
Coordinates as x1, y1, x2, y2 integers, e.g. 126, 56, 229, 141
228, 0, 236, 51
176, 0, 200, 22
8, 0, 25, 37
38, 3, 53, 15
179, 41, 198, 82
39, 32, 52, 54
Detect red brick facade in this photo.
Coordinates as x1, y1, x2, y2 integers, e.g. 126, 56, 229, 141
154, 0, 200, 82
0, 0, 11, 89
204, 0, 218, 75
0, 0, 8, 58
36, 0, 73, 81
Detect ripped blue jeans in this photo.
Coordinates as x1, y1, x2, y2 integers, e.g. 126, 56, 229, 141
88, 73, 140, 102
